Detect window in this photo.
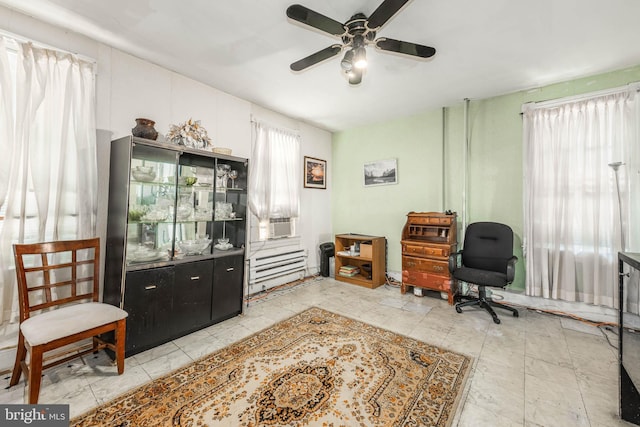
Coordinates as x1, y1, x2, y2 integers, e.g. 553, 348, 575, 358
523, 86, 640, 308
0, 35, 97, 322
248, 120, 300, 241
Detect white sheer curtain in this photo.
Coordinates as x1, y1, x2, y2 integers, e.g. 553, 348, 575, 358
523, 87, 640, 308
249, 120, 300, 223
0, 38, 97, 323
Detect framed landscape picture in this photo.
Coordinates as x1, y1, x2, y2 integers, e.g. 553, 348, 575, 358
304, 156, 326, 189
364, 158, 397, 186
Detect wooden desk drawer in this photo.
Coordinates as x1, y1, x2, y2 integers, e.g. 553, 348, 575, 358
402, 243, 449, 258
410, 216, 453, 226
402, 256, 449, 276
402, 270, 452, 292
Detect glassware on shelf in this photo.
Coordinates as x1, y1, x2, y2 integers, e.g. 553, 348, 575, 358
176, 237, 212, 255
141, 206, 169, 222
127, 244, 167, 263
216, 164, 230, 189
195, 166, 214, 187
215, 202, 233, 220
194, 206, 213, 221
178, 176, 198, 186
228, 170, 238, 188
131, 165, 157, 182
215, 238, 233, 250
176, 202, 193, 221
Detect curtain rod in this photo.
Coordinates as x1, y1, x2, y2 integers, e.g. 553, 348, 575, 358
522, 82, 640, 113
0, 28, 96, 64
250, 116, 300, 136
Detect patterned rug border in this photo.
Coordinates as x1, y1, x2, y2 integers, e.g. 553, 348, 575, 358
72, 306, 474, 426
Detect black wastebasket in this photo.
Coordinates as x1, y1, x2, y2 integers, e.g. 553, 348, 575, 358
319, 242, 335, 277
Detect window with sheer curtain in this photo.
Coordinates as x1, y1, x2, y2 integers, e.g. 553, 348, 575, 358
523, 85, 640, 308
249, 120, 300, 240
0, 36, 97, 323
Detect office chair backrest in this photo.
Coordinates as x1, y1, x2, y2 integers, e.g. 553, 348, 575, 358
462, 222, 514, 273
14, 237, 100, 322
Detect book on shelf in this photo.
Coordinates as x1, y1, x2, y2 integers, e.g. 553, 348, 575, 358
339, 265, 360, 277
339, 271, 360, 277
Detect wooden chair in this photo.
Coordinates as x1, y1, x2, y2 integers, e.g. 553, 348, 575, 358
9, 237, 128, 403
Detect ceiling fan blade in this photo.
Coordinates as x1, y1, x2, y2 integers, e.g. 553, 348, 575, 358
290, 45, 342, 72
375, 38, 436, 58
367, 0, 411, 29
286, 4, 346, 37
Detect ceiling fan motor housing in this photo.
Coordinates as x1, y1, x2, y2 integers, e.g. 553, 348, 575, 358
342, 13, 377, 46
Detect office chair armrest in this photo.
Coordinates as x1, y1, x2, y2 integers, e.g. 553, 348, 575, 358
448, 250, 463, 274
506, 256, 518, 283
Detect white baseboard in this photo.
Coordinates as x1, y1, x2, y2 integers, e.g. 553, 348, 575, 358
494, 288, 619, 325
392, 269, 623, 326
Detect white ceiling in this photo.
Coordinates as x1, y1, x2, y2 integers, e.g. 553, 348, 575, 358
2, 0, 640, 132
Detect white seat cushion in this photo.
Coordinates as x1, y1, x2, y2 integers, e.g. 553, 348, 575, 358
21, 302, 128, 346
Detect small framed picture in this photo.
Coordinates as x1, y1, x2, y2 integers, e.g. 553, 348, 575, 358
364, 158, 398, 186
304, 156, 326, 189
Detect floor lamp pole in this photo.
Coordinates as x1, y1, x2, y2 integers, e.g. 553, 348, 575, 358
609, 162, 625, 252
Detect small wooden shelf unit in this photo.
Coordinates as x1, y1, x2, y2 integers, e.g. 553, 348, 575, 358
334, 234, 386, 289
401, 211, 458, 304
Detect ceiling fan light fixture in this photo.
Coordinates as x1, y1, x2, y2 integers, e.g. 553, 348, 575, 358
340, 49, 354, 71
348, 68, 363, 85
353, 46, 367, 69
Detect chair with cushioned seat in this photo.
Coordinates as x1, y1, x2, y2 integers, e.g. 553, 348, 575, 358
448, 222, 519, 324
9, 237, 128, 403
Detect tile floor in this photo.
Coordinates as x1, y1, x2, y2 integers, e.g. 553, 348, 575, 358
0, 277, 631, 426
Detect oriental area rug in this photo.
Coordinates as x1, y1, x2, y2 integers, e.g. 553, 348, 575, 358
72, 307, 472, 427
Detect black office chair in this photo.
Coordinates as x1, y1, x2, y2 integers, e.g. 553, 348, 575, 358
448, 222, 518, 324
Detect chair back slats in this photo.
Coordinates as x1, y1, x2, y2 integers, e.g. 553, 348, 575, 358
13, 237, 101, 322
30, 293, 96, 312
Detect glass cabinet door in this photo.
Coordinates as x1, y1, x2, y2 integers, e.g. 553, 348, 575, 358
213, 158, 247, 253
123, 141, 246, 266
173, 152, 215, 259
126, 144, 178, 265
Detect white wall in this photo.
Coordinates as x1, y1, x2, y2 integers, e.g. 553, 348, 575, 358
0, 5, 332, 283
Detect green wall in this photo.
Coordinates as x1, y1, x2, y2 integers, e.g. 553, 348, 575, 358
332, 110, 446, 274
332, 64, 640, 290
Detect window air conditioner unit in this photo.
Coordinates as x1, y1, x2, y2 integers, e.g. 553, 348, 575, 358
269, 218, 292, 239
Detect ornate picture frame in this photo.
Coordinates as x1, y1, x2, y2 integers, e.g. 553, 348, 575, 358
304, 156, 326, 189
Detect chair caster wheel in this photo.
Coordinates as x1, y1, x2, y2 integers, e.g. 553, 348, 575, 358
493, 317, 501, 324
455, 306, 462, 313
513, 311, 519, 317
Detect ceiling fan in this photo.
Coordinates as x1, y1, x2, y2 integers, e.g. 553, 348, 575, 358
286, 0, 436, 85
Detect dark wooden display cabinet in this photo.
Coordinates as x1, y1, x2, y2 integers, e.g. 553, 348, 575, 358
104, 136, 248, 356
400, 211, 458, 304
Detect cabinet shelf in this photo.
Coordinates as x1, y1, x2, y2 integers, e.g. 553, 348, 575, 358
336, 252, 373, 262
216, 187, 244, 192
